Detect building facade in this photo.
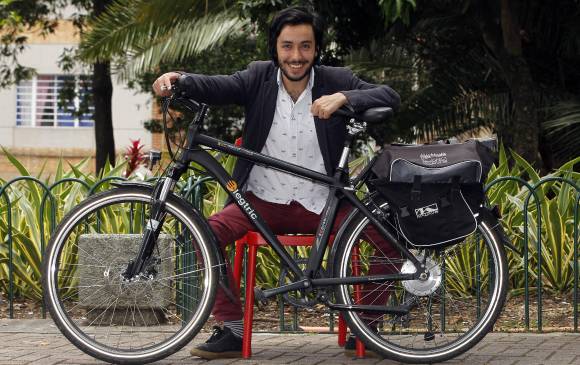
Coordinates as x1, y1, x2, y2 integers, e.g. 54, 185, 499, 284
0, 20, 153, 179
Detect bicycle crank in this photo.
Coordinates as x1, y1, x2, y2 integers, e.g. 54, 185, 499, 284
278, 259, 317, 307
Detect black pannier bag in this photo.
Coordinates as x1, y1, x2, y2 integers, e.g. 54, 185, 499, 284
370, 140, 495, 248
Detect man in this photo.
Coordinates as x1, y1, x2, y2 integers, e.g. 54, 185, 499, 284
153, 7, 400, 359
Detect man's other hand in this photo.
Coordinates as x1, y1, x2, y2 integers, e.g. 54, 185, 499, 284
311, 92, 347, 119
152, 72, 182, 97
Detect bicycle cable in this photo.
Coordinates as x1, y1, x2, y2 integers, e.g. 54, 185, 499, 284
161, 96, 178, 163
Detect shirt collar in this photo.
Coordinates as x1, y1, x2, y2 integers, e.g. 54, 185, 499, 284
276, 66, 315, 91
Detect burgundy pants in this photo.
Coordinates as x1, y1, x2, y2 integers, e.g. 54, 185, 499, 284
207, 192, 399, 322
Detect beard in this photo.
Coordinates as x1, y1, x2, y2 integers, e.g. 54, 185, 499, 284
280, 61, 313, 82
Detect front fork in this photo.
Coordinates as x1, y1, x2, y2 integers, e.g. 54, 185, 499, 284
122, 163, 186, 280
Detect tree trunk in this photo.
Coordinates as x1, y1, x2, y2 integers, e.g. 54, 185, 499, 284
92, 60, 114, 174
92, 0, 114, 174
498, 55, 541, 166
477, 0, 542, 167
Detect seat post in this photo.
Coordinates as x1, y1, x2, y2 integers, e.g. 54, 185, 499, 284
337, 118, 367, 170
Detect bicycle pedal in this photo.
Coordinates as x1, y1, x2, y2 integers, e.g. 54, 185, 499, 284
254, 287, 269, 307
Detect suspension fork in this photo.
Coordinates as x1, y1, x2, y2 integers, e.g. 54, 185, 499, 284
123, 162, 188, 280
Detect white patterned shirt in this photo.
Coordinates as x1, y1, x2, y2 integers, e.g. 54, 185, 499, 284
246, 68, 329, 214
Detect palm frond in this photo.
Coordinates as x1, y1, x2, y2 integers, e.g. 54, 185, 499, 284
80, 0, 155, 62
544, 100, 580, 133
137, 0, 230, 20
344, 31, 505, 144
548, 126, 580, 159
113, 13, 248, 80
543, 100, 580, 162
403, 86, 509, 142
79, 0, 236, 63
344, 40, 417, 78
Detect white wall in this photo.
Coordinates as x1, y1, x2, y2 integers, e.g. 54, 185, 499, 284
0, 43, 152, 152
0, 84, 17, 147
112, 83, 153, 151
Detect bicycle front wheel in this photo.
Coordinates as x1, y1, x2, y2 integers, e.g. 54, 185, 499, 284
333, 197, 508, 363
43, 185, 219, 364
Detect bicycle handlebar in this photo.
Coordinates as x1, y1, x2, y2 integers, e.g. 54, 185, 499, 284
170, 74, 394, 123
170, 75, 201, 110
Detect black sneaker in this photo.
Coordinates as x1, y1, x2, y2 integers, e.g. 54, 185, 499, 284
190, 326, 242, 359
344, 335, 379, 358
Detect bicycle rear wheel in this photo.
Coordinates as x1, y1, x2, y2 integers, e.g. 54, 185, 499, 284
333, 197, 508, 363
43, 185, 218, 364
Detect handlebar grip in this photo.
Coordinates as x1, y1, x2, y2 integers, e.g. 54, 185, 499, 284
171, 75, 200, 110
172, 75, 194, 96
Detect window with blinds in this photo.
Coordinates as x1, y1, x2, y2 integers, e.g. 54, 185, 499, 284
16, 75, 94, 127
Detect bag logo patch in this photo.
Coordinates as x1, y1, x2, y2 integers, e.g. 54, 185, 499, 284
415, 203, 439, 218
420, 152, 448, 165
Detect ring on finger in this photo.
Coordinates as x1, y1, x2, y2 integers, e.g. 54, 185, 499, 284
160, 85, 170, 91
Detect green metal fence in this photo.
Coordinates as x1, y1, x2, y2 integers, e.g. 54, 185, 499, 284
0, 175, 203, 319
0, 174, 579, 333
483, 175, 580, 331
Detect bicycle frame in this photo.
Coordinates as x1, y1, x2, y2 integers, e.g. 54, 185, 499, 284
44, 96, 510, 365
130, 100, 426, 304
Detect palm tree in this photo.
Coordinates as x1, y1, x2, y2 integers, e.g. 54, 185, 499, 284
79, 0, 248, 81
77, 0, 247, 173
345, 32, 507, 145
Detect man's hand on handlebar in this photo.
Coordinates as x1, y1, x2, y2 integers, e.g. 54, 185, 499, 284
152, 72, 181, 97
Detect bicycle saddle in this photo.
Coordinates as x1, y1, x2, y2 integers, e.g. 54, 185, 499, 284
335, 106, 393, 123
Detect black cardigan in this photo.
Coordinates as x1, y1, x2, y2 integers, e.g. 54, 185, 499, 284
181, 61, 400, 188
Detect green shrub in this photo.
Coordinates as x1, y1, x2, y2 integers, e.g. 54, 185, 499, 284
457, 146, 580, 295
1, 144, 578, 300
0, 149, 127, 299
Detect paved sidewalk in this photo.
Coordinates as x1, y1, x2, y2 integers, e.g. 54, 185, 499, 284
1, 320, 580, 364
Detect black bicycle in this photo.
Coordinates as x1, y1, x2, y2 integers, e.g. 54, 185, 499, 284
43, 77, 508, 364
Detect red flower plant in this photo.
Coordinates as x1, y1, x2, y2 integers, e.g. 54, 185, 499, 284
124, 139, 146, 177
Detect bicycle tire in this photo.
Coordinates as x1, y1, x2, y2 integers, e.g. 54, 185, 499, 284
333, 196, 508, 363
42, 185, 219, 364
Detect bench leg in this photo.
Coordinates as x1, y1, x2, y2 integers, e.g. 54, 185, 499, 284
233, 240, 245, 290
352, 245, 366, 358
242, 244, 258, 358
338, 314, 347, 346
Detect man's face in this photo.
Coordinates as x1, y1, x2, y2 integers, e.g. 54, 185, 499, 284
276, 24, 316, 82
